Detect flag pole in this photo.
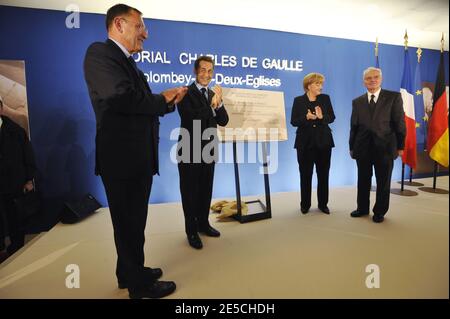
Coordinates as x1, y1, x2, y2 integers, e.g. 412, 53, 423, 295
433, 162, 438, 189
375, 37, 378, 58
401, 31, 407, 193
409, 47, 423, 186
416, 47, 427, 149
409, 167, 413, 183
399, 45, 425, 187
431, 34, 446, 192
401, 163, 405, 191
419, 33, 449, 195
431, 34, 443, 191
375, 37, 379, 68
391, 30, 417, 196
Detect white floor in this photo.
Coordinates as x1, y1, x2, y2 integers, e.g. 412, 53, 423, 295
0, 177, 448, 299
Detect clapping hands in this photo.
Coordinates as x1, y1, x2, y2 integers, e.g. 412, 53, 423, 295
306, 106, 323, 120
315, 106, 323, 119
162, 86, 188, 105
306, 109, 317, 120
211, 85, 223, 109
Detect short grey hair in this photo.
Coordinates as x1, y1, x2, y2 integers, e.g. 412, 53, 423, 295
363, 67, 382, 80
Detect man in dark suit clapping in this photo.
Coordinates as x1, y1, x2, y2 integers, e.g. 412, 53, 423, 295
83, 4, 187, 298
176, 56, 229, 249
349, 67, 406, 223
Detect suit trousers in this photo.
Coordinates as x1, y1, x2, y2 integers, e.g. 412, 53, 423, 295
297, 147, 332, 209
101, 175, 152, 289
0, 193, 25, 255
178, 162, 215, 235
356, 156, 393, 215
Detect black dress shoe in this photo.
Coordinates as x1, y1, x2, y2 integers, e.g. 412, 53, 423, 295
187, 233, 203, 249
199, 225, 220, 237
319, 206, 330, 214
350, 210, 369, 217
372, 214, 385, 223
301, 207, 309, 214
118, 267, 163, 289
129, 280, 176, 299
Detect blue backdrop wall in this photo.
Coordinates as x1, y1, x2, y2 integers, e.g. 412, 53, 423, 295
0, 6, 448, 228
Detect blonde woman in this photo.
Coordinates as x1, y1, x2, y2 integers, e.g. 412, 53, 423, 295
290, 73, 335, 214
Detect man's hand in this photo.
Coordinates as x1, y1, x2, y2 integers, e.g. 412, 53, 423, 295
161, 87, 177, 104
211, 85, 223, 109
23, 180, 34, 193
162, 86, 188, 105
174, 86, 188, 104
315, 106, 323, 119
306, 109, 317, 120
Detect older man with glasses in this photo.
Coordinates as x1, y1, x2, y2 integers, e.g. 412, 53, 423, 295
84, 4, 187, 299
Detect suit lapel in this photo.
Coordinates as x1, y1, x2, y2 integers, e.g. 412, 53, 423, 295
373, 90, 385, 121
189, 83, 210, 108
106, 39, 146, 87
360, 94, 371, 118
106, 39, 131, 68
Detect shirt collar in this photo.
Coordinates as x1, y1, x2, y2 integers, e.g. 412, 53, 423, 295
109, 37, 131, 58
195, 81, 208, 93
367, 88, 381, 102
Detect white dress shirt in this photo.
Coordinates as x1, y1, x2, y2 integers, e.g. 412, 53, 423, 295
367, 88, 381, 103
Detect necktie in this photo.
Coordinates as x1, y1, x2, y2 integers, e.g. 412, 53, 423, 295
369, 94, 376, 118
200, 88, 209, 105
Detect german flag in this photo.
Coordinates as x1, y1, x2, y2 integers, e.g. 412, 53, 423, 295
426, 51, 449, 167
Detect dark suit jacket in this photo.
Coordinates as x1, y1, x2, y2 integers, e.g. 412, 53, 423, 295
0, 116, 36, 194
84, 39, 174, 179
290, 93, 335, 150
177, 83, 229, 163
349, 89, 406, 160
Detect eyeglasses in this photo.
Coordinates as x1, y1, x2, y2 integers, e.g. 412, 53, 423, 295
121, 17, 148, 33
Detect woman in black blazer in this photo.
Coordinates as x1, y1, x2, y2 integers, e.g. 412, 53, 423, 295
290, 73, 335, 214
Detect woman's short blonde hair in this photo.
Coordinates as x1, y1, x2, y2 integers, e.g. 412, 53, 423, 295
303, 72, 325, 92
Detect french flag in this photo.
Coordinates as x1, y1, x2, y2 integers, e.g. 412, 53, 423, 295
400, 49, 417, 169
